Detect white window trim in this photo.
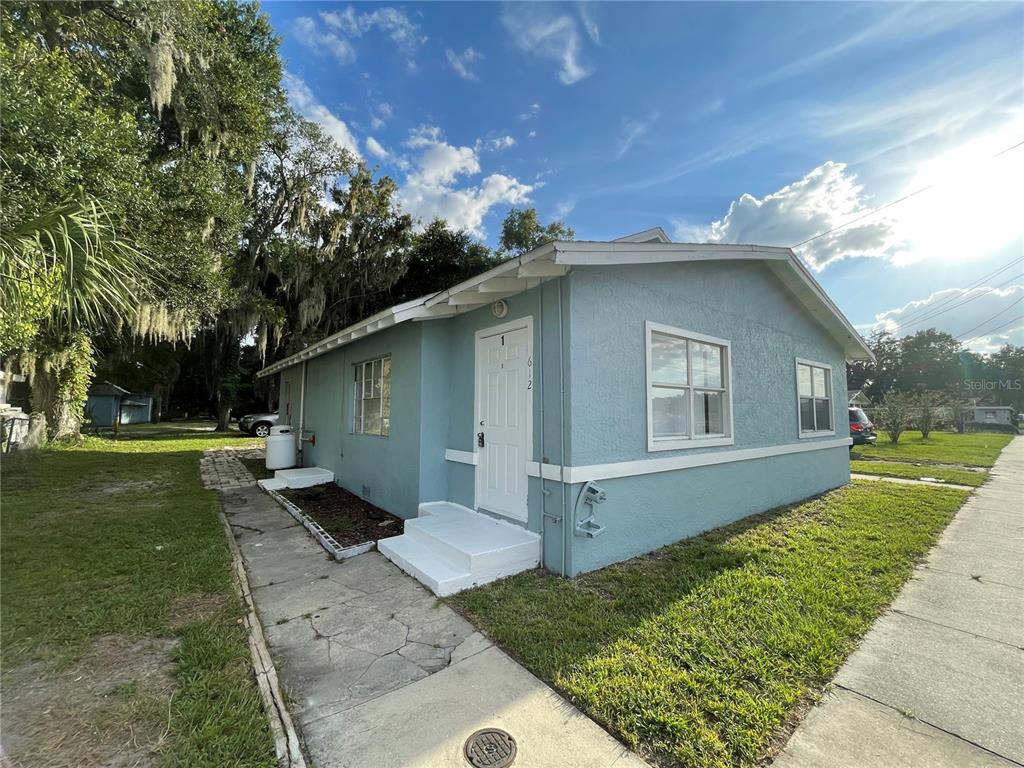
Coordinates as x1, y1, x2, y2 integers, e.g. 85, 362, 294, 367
645, 320, 735, 452
352, 354, 391, 438
795, 357, 835, 438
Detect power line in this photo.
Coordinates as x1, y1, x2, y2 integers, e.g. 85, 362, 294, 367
791, 138, 1024, 250
955, 297, 1024, 341
959, 314, 1024, 343
896, 271, 1024, 332
891, 255, 1024, 328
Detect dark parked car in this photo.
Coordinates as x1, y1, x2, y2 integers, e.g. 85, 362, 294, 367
239, 411, 279, 437
849, 407, 876, 446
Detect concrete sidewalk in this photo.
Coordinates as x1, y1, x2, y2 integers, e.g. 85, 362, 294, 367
220, 486, 648, 768
775, 437, 1024, 768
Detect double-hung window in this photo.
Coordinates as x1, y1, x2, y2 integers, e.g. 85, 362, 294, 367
796, 359, 833, 436
353, 356, 391, 437
645, 321, 733, 451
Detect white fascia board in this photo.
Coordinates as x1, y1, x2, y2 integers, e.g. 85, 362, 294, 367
613, 227, 672, 243
552, 241, 792, 265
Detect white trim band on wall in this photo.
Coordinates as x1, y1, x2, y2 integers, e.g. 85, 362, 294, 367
444, 449, 478, 466
524, 437, 852, 484
447, 437, 851, 483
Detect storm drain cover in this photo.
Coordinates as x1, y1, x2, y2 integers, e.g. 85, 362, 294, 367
463, 728, 517, 768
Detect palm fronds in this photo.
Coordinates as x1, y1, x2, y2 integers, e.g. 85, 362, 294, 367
1, 197, 160, 339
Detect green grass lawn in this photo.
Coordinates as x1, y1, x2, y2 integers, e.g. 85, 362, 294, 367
851, 430, 1014, 467
850, 459, 987, 487
1, 425, 276, 767
450, 481, 970, 768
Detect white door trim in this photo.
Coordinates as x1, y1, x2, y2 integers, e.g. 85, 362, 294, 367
473, 316, 534, 521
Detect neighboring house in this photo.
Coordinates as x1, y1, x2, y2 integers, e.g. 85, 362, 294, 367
256, 228, 873, 594
972, 405, 1014, 427
848, 389, 871, 407
86, 381, 154, 427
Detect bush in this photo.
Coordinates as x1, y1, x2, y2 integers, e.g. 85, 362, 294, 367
873, 391, 917, 444
915, 391, 946, 439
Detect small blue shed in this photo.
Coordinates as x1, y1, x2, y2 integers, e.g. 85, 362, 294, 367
257, 229, 873, 595
86, 381, 154, 427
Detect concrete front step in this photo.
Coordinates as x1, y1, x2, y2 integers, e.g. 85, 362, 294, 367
378, 501, 540, 597
272, 467, 335, 489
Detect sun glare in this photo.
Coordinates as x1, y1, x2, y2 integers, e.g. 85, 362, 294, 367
894, 119, 1024, 266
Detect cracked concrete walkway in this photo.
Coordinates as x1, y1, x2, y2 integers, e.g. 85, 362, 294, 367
221, 486, 648, 768
774, 437, 1024, 768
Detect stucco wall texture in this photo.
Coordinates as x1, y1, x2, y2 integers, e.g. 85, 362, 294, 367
276, 259, 851, 577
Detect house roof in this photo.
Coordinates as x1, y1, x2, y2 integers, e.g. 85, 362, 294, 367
88, 380, 131, 397
257, 232, 873, 378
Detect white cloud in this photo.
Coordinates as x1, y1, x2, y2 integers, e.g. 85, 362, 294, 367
365, 136, 388, 160
873, 285, 1024, 352
487, 135, 516, 151
295, 6, 425, 69
554, 196, 577, 219
446, 47, 483, 81
283, 73, 361, 158
501, 6, 594, 85
579, 4, 600, 44
756, 4, 1016, 88
617, 112, 659, 159
673, 118, 1024, 273
519, 103, 541, 121
528, 130, 537, 139
370, 102, 393, 130
405, 124, 445, 149
396, 128, 533, 236
293, 16, 356, 65
674, 161, 901, 270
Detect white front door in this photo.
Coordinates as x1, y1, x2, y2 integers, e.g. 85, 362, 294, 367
475, 321, 532, 522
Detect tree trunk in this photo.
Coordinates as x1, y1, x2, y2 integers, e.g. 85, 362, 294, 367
31, 361, 83, 440
29, 332, 95, 441
152, 384, 164, 423
215, 402, 232, 431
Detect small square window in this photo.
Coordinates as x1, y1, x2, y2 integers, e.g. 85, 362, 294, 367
796, 360, 834, 436
354, 356, 391, 437
646, 322, 732, 451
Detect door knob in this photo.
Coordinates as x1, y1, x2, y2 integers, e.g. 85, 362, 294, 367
477, 432, 485, 448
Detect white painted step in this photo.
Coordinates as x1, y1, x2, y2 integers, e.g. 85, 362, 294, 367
257, 477, 287, 492
378, 501, 541, 597
377, 535, 471, 597
273, 467, 334, 489
406, 503, 540, 572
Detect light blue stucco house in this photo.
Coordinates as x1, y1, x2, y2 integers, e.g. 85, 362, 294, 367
256, 229, 873, 595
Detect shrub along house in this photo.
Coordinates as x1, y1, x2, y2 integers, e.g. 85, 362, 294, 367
256, 228, 873, 595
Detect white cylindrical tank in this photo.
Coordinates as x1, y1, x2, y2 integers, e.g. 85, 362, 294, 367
265, 425, 296, 470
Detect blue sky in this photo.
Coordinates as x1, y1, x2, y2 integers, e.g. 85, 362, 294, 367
265, 1, 1024, 352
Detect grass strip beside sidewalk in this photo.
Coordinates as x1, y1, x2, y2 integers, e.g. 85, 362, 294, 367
1, 429, 276, 767
451, 480, 970, 768
850, 459, 986, 487
850, 430, 1013, 467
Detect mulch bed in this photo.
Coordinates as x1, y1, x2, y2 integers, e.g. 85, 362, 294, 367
279, 484, 403, 547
